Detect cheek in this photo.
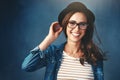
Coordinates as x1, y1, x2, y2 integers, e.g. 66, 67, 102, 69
82, 30, 86, 34
66, 27, 72, 35
81, 30, 86, 36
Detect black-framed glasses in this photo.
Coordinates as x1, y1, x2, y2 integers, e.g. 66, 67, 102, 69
68, 20, 88, 29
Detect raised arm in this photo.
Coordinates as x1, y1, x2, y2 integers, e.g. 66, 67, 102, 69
21, 21, 62, 72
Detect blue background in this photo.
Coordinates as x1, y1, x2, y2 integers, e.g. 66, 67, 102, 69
0, 0, 120, 80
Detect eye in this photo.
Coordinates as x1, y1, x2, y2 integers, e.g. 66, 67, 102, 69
69, 21, 76, 25
79, 22, 88, 26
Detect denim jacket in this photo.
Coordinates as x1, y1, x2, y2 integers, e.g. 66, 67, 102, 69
22, 42, 104, 80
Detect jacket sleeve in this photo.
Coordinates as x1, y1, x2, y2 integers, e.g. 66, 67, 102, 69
21, 46, 47, 72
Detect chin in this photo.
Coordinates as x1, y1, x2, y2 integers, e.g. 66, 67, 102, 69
69, 38, 81, 43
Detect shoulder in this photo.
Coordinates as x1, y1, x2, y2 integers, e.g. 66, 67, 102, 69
48, 42, 66, 51
45, 42, 66, 55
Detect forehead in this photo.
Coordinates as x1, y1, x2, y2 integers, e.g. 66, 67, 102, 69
69, 12, 87, 22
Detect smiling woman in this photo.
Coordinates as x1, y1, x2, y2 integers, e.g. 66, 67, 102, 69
65, 12, 87, 44
22, 2, 105, 80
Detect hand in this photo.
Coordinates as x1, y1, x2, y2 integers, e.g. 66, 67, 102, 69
39, 21, 62, 51
47, 21, 63, 41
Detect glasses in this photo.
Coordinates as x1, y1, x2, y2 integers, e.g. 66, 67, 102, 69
68, 20, 88, 29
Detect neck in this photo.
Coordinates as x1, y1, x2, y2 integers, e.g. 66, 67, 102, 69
64, 41, 81, 54
64, 41, 84, 58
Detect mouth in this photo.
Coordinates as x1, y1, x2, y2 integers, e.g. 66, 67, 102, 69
71, 32, 80, 37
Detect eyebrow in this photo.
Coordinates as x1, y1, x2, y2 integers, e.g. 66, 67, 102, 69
69, 20, 87, 23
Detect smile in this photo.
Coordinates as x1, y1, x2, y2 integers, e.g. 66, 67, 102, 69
72, 33, 80, 37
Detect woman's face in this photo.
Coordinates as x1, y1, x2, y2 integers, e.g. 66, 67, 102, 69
66, 12, 87, 43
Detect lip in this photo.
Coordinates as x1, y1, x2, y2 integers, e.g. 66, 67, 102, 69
71, 32, 80, 37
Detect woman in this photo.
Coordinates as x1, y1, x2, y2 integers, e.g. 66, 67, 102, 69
22, 2, 105, 80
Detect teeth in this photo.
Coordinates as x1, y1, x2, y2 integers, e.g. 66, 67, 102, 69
72, 33, 80, 36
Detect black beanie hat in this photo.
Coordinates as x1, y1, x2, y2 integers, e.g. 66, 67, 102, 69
58, 2, 95, 26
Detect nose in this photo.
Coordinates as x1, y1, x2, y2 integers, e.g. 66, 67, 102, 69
73, 25, 80, 31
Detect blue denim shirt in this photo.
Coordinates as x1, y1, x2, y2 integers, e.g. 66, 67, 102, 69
22, 42, 104, 80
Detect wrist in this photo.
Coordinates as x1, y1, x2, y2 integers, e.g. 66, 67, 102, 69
38, 36, 53, 51
46, 35, 55, 43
